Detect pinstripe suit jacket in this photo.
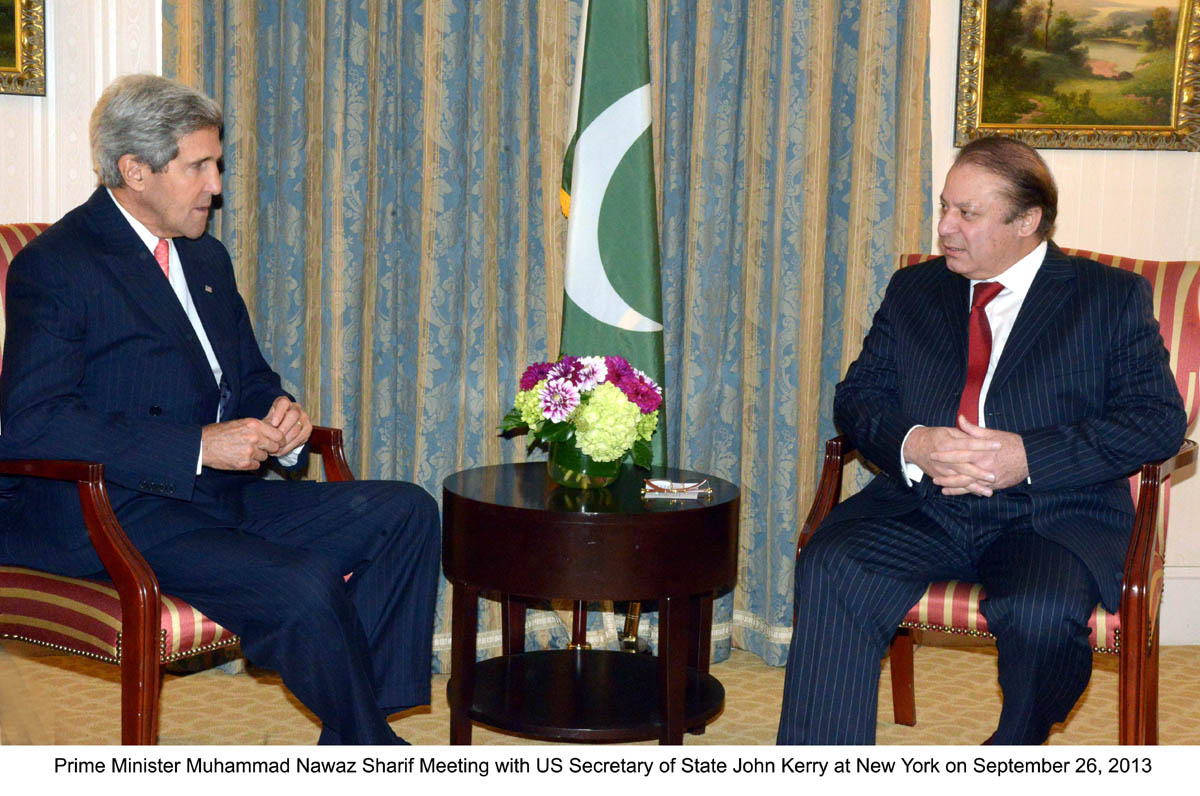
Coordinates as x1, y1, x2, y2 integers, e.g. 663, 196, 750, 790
827, 243, 1187, 611
0, 188, 304, 576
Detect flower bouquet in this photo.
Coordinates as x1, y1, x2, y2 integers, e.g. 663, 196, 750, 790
502, 355, 662, 488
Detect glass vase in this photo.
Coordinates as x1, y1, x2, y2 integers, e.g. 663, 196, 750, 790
546, 441, 623, 489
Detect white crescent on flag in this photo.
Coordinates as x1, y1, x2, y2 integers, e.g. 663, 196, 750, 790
564, 84, 663, 333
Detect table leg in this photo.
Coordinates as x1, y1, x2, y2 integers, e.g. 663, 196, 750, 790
657, 594, 690, 744
688, 593, 714, 735
501, 595, 526, 655
570, 600, 589, 648
690, 593, 714, 673
449, 583, 479, 745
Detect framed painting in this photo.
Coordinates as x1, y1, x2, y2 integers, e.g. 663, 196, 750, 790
955, 0, 1200, 150
0, 0, 46, 96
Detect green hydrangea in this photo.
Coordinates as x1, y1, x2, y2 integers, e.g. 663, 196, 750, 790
636, 410, 659, 441
574, 382, 639, 461
513, 381, 547, 431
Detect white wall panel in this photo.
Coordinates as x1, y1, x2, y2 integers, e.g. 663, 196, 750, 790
0, 0, 160, 223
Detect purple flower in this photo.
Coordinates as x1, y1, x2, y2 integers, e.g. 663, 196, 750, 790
520, 361, 555, 391
538, 378, 580, 423
548, 355, 607, 392
621, 368, 663, 413
547, 356, 584, 385
604, 355, 635, 387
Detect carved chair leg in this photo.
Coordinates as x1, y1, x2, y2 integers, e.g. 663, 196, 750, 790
121, 646, 162, 744
890, 628, 917, 727
1118, 633, 1152, 745
1144, 635, 1161, 745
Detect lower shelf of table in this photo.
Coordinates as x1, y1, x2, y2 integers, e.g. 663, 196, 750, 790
456, 649, 725, 743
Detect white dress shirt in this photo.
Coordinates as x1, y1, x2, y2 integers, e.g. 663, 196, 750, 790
901, 240, 1048, 485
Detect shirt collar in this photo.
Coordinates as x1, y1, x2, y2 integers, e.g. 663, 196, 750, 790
107, 187, 168, 256
971, 240, 1046, 301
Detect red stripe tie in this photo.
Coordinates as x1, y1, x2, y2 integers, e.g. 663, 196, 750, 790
154, 238, 170, 279
957, 281, 1004, 426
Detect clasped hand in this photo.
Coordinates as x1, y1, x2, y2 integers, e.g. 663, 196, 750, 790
201, 396, 313, 471
903, 416, 1029, 497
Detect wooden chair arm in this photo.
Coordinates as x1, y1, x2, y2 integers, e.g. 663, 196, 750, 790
1120, 439, 1197, 655
308, 425, 355, 482
0, 456, 161, 739
0, 459, 157, 597
797, 435, 855, 556
0, 458, 104, 481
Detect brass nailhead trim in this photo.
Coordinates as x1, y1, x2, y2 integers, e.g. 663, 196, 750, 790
899, 621, 1121, 655
1, 629, 240, 665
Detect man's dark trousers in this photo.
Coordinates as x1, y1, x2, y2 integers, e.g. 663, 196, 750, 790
128, 478, 440, 745
777, 492, 1100, 745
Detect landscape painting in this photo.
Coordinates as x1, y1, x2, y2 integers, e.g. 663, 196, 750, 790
0, 0, 44, 96
1, 0, 16, 71
956, 0, 1200, 149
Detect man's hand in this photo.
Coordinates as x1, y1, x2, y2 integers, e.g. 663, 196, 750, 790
904, 423, 1001, 496
264, 395, 312, 457
201, 418, 286, 470
930, 416, 1028, 495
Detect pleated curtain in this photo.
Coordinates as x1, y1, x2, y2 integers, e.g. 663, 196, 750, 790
164, 0, 931, 671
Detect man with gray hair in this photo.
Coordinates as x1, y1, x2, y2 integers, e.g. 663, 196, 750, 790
0, 74, 439, 745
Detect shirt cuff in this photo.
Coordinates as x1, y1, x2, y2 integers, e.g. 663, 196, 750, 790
276, 447, 301, 468
900, 425, 925, 487
199, 442, 301, 471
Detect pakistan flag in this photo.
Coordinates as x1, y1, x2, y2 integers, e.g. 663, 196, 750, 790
560, 0, 666, 466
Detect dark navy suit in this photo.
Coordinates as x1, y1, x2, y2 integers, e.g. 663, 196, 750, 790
0, 188, 439, 744
778, 244, 1186, 744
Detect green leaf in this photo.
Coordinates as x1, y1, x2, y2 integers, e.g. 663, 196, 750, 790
632, 438, 652, 469
500, 408, 527, 432
540, 421, 573, 443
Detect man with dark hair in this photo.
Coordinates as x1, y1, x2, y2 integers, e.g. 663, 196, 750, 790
0, 74, 439, 745
777, 136, 1186, 744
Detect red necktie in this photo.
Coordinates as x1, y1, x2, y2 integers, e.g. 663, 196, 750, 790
957, 281, 1004, 426
153, 238, 170, 279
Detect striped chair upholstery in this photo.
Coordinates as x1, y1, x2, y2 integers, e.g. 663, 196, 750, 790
0, 222, 358, 743
0, 223, 50, 355
800, 249, 1198, 745
1, 221, 238, 665
0, 566, 238, 663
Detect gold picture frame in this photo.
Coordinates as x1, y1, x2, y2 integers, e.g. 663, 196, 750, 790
955, 0, 1199, 150
0, 0, 46, 96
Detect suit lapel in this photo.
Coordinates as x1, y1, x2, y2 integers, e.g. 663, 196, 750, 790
83, 189, 218, 389
989, 243, 1077, 392
937, 264, 971, 375
178, 244, 238, 383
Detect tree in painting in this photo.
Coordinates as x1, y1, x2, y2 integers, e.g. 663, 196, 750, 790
1, 1, 17, 70
979, 0, 1179, 126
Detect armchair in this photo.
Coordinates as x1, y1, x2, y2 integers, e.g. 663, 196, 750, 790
0, 222, 357, 744
796, 249, 1199, 744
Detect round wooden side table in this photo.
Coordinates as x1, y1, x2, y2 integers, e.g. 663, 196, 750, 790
442, 462, 739, 745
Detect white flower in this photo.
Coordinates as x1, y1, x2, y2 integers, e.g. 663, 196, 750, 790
576, 356, 608, 391
538, 378, 580, 423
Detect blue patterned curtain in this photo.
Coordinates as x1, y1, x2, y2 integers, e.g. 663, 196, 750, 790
164, 0, 930, 671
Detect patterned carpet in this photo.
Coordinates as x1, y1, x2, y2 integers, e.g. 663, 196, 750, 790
2, 638, 1198, 745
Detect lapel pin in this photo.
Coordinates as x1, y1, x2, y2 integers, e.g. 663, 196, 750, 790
204, 285, 213, 293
